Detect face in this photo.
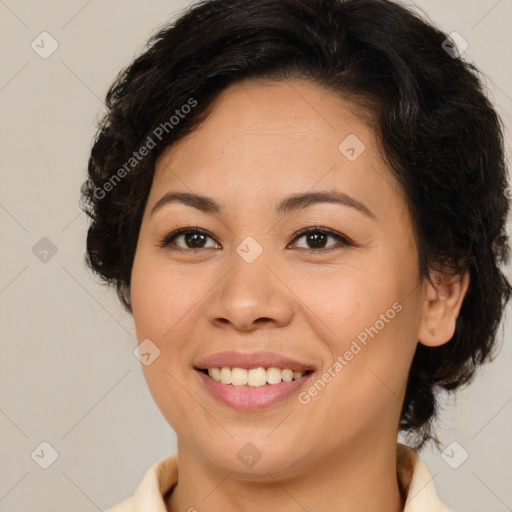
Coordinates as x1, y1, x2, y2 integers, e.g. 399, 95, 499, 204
130, 79, 427, 478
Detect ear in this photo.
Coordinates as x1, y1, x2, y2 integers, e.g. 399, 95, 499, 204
417, 270, 470, 347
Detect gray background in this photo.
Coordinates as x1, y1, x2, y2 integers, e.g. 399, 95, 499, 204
0, 1, 511, 511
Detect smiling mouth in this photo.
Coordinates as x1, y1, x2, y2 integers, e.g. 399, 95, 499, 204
198, 367, 314, 387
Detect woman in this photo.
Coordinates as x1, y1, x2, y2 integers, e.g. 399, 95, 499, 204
81, 0, 511, 510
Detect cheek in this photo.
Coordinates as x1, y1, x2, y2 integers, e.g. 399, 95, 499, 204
130, 253, 203, 425
131, 252, 200, 341
293, 259, 416, 400
287, 263, 391, 347
130, 249, 225, 401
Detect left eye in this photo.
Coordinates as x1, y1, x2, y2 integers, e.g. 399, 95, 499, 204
288, 227, 353, 251
158, 226, 353, 251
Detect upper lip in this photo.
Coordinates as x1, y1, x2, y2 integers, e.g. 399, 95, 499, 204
194, 351, 316, 372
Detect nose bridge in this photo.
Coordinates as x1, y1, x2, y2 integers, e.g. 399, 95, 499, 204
205, 237, 294, 330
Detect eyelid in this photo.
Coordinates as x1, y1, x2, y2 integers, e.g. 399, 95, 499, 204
287, 226, 354, 250
157, 226, 219, 249
158, 226, 355, 251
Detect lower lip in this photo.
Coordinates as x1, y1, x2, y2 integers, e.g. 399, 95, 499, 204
196, 370, 313, 411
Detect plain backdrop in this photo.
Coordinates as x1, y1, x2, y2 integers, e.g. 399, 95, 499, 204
0, 1, 511, 511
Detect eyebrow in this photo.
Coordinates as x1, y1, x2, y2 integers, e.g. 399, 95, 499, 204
150, 190, 376, 219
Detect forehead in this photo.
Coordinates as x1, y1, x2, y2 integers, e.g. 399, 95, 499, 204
154, 78, 383, 182
149, 79, 408, 227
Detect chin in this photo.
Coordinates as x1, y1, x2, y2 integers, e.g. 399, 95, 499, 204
195, 435, 310, 480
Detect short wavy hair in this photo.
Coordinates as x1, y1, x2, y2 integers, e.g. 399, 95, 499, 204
81, 0, 511, 447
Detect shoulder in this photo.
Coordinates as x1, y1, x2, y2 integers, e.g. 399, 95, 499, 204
104, 495, 136, 512
398, 444, 455, 512
104, 453, 179, 512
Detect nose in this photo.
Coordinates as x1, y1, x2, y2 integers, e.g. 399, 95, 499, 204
204, 250, 295, 332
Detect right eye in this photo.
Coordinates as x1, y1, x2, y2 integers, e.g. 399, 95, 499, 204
158, 227, 221, 251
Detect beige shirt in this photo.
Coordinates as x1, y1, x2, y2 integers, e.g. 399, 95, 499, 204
105, 444, 453, 512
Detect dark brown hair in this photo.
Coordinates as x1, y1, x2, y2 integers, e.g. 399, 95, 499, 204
80, 0, 511, 447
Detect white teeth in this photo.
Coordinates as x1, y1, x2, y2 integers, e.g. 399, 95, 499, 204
206, 366, 306, 386
209, 367, 221, 381
231, 367, 248, 386
281, 369, 294, 382
220, 367, 232, 384
248, 367, 267, 387
266, 367, 282, 384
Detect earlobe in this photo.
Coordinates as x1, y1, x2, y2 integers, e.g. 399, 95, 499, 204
418, 270, 470, 347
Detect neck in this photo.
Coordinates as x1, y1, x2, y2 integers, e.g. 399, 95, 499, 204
166, 437, 404, 512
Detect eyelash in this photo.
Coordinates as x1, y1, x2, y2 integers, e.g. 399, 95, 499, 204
157, 226, 355, 253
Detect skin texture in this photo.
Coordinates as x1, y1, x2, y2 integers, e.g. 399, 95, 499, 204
130, 79, 469, 512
